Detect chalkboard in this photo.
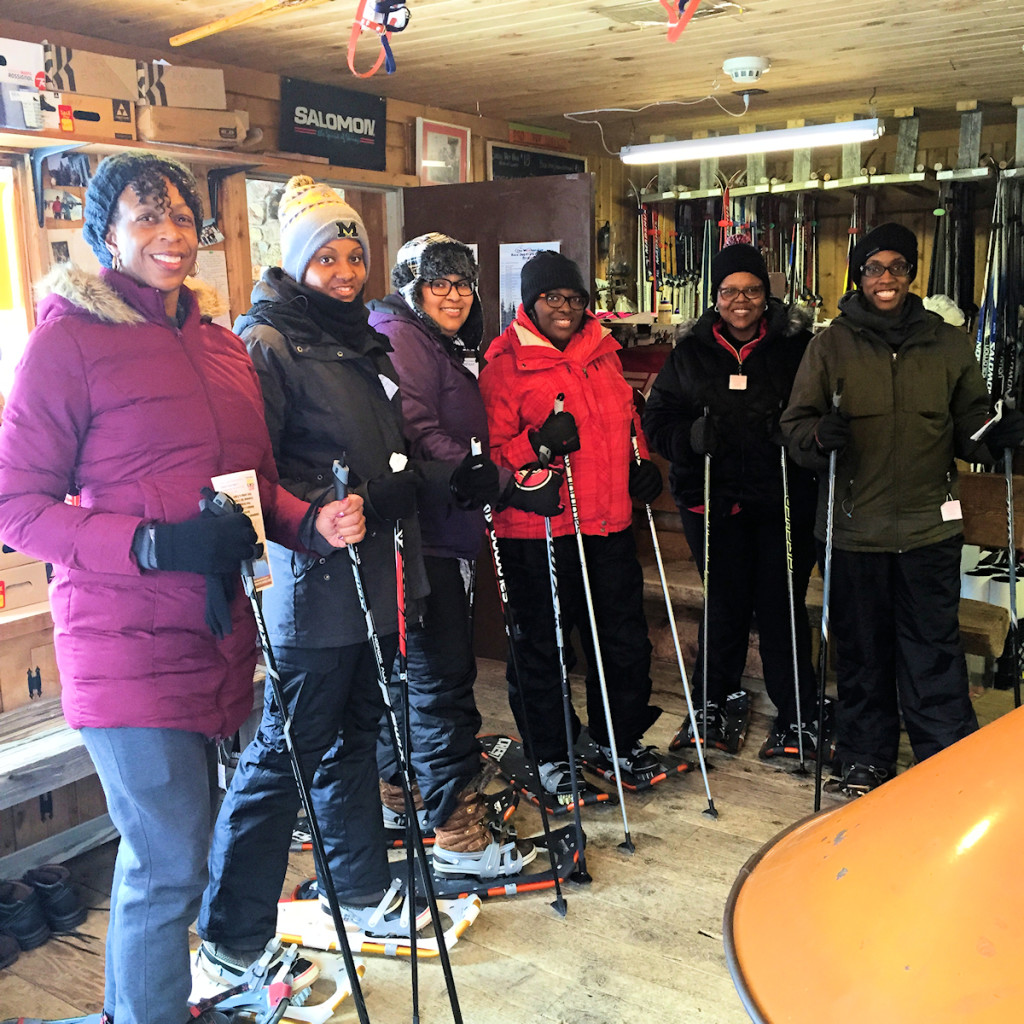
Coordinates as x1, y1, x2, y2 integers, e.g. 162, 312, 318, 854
488, 143, 587, 180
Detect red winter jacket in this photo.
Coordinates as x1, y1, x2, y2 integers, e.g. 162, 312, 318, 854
0, 266, 308, 737
480, 306, 648, 540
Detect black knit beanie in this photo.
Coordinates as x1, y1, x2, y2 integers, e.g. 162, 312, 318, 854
711, 242, 771, 296
521, 251, 589, 313
83, 151, 205, 268
849, 223, 918, 287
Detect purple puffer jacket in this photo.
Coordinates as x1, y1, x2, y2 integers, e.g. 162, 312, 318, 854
0, 266, 307, 737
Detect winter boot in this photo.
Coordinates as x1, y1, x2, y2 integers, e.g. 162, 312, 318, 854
432, 784, 536, 879
536, 757, 585, 804
22, 864, 87, 932
0, 932, 18, 969
196, 938, 318, 991
675, 701, 723, 750
823, 762, 889, 799
596, 741, 664, 783
380, 778, 429, 832
0, 879, 50, 951
719, 690, 751, 753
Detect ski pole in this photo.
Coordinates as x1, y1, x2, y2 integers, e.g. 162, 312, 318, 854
472, 438, 583, 907
199, 489, 373, 1024
701, 406, 712, 753
1003, 396, 1022, 709
814, 379, 844, 811
332, 460, 463, 1024
390, 479, 421, 1021
780, 443, 808, 774
556, 397, 635, 853
630, 427, 717, 818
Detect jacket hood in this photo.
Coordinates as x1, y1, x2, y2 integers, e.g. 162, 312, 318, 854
675, 296, 812, 341
34, 263, 225, 326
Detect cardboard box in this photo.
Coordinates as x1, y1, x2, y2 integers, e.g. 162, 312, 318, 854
0, 561, 49, 614
0, 547, 38, 572
0, 599, 57, 712
0, 38, 45, 89
136, 105, 248, 149
137, 61, 226, 110
45, 45, 137, 101
41, 91, 136, 141
0, 82, 43, 130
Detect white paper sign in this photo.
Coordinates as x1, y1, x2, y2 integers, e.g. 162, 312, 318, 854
211, 469, 273, 591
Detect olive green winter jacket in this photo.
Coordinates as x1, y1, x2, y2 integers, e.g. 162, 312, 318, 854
781, 293, 993, 553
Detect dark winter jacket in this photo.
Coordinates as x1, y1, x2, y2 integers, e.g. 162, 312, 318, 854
236, 268, 441, 646
480, 305, 649, 540
643, 298, 817, 514
0, 266, 308, 736
781, 291, 993, 552
368, 293, 494, 560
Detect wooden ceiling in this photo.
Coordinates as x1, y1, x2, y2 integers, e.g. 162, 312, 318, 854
4, 0, 1023, 151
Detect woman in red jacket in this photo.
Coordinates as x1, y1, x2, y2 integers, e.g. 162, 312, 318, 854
0, 152, 358, 1024
480, 251, 665, 799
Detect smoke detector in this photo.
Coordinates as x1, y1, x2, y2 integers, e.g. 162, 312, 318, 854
722, 56, 771, 83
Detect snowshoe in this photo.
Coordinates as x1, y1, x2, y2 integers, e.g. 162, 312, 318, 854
388, 823, 586, 900
672, 692, 751, 754
823, 762, 889, 799
479, 734, 617, 816
574, 728, 691, 791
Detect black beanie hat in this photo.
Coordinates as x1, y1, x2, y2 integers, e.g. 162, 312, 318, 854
711, 242, 771, 297
83, 151, 205, 269
521, 251, 589, 313
849, 222, 918, 287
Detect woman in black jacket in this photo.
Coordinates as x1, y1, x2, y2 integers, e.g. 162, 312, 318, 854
642, 243, 823, 759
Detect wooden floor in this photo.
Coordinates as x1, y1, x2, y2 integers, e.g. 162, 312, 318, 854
0, 660, 1014, 1024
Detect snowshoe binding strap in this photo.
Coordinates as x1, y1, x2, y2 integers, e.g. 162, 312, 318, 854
432, 837, 537, 880
348, 0, 411, 78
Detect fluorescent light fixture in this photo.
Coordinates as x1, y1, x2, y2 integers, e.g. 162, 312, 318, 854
620, 118, 884, 164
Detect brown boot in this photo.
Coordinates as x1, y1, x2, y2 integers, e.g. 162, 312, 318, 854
432, 787, 537, 879
379, 778, 424, 813
432, 789, 491, 854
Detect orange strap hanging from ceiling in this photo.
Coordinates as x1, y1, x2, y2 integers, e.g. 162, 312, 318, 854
348, 0, 411, 78
659, 0, 704, 42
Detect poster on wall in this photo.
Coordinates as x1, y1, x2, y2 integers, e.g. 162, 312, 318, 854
498, 241, 560, 333
416, 118, 470, 185
279, 77, 386, 171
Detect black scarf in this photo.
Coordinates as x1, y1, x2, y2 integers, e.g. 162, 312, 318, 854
839, 290, 928, 349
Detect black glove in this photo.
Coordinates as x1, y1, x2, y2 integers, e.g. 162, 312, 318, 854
450, 450, 501, 509
629, 458, 663, 504
529, 410, 580, 462
986, 409, 1024, 451
500, 464, 564, 517
814, 411, 851, 453
204, 573, 236, 640
689, 416, 721, 458
151, 511, 261, 575
367, 468, 418, 521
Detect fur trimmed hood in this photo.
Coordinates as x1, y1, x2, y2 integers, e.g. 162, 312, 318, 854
35, 262, 226, 326
674, 296, 813, 342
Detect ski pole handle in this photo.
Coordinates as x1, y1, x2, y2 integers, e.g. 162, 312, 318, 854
554, 393, 564, 415
332, 458, 349, 501
831, 377, 845, 414
630, 421, 642, 465
470, 437, 482, 458
198, 487, 255, 581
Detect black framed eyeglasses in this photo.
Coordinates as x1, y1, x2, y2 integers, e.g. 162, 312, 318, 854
718, 284, 765, 300
427, 278, 475, 296
539, 292, 587, 310
861, 260, 912, 279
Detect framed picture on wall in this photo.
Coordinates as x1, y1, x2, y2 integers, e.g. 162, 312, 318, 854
416, 118, 471, 186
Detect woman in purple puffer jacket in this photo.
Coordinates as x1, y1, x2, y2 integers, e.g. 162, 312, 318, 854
0, 152, 359, 1024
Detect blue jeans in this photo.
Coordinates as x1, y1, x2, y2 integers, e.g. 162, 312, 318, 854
199, 639, 395, 950
81, 726, 219, 1024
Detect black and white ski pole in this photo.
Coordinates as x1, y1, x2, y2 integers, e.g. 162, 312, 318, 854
388, 461, 422, 1021
332, 460, 463, 1024
814, 379, 844, 812
556, 397, 635, 853
1003, 397, 1022, 709
780, 444, 808, 774
701, 406, 712, 753
199, 489, 373, 1024
472, 439, 582, 910
630, 427, 717, 819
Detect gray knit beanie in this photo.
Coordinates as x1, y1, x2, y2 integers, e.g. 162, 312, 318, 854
278, 175, 370, 281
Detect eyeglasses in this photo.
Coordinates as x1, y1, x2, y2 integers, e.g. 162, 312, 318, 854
861, 260, 912, 279
427, 278, 475, 296
718, 285, 765, 301
539, 292, 587, 310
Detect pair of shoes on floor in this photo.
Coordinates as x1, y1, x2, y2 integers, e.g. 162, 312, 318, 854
0, 864, 88, 963
823, 761, 890, 799
431, 785, 535, 879
196, 936, 319, 991
596, 741, 665, 783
